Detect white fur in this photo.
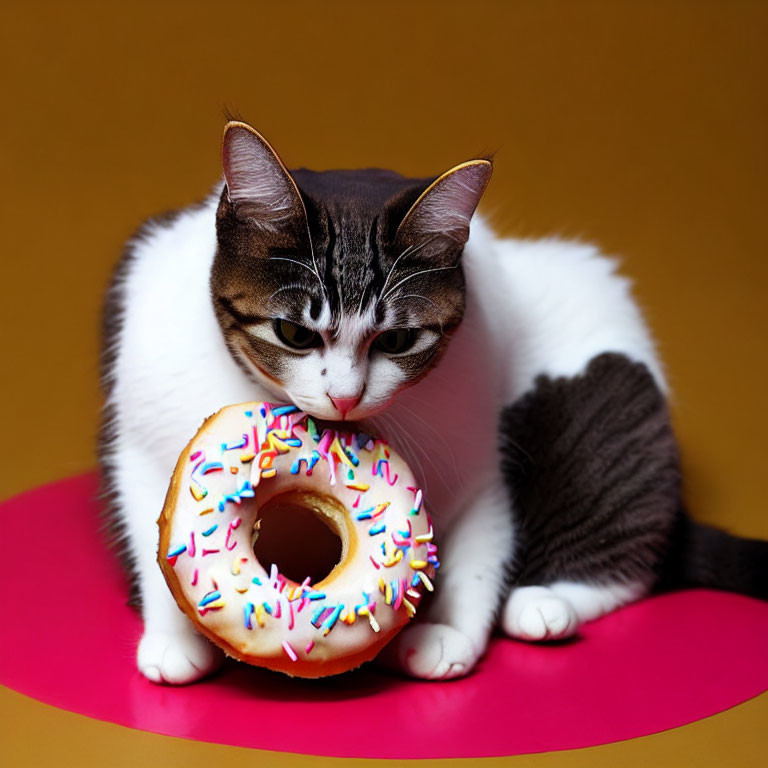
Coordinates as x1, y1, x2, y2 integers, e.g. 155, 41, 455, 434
106, 199, 664, 683
501, 581, 646, 641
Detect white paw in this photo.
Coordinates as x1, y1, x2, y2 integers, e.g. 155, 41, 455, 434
137, 628, 223, 685
382, 623, 480, 680
501, 586, 579, 641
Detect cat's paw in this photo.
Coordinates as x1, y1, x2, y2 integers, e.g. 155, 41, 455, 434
381, 622, 480, 680
501, 586, 579, 641
137, 628, 223, 685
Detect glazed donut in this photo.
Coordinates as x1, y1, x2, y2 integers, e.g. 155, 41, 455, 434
157, 402, 438, 677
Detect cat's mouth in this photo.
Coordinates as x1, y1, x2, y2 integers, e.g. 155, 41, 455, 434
283, 387, 379, 425
284, 395, 384, 435
286, 394, 390, 430
309, 417, 366, 432
287, 403, 371, 431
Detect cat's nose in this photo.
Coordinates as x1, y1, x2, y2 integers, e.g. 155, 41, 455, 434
328, 395, 361, 418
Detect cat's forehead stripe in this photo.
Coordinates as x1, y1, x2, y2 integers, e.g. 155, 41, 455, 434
302, 298, 332, 330
334, 304, 379, 345
313, 207, 388, 323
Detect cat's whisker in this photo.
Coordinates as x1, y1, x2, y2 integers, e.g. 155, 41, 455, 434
381, 262, 460, 303
392, 399, 459, 486
304, 222, 326, 298
379, 244, 417, 297
378, 404, 452, 495
391, 294, 445, 334
356, 286, 367, 317
266, 284, 306, 305
379, 238, 436, 298
372, 412, 431, 495
403, 423, 453, 498
391, 293, 439, 311
269, 256, 325, 282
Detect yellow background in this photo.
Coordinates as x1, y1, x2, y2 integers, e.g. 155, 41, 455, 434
0, 1, 766, 765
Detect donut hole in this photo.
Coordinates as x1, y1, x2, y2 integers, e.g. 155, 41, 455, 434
252, 490, 349, 586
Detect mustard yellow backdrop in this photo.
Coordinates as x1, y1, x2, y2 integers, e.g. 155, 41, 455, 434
0, 1, 766, 765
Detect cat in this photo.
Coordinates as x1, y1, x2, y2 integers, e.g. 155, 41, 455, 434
100, 121, 768, 684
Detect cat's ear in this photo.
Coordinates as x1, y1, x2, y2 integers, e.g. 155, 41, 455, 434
395, 159, 493, 249
221, 122, 307, 232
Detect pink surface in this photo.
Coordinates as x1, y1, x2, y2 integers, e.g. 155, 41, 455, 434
1, 474, 767, 758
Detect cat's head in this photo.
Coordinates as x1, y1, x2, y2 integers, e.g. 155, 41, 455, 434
211, 121, 491, 421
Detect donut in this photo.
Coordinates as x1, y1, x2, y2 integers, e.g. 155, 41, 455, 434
157, 402, 438, 677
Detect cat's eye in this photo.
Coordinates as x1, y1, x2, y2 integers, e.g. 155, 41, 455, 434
273, 319, 321, 350
373, 328, 418, 355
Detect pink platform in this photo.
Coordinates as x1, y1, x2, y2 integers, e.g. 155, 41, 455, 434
1, 474, 767, 759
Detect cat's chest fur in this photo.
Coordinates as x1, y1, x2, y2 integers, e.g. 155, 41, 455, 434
112, 192, 662, 526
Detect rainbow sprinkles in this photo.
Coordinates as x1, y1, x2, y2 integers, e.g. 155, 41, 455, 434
158, 401, 438, 677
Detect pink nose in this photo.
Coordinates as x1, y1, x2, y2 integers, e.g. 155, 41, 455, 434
329, 395, 361, 418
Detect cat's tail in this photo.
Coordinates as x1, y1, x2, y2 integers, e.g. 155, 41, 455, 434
657, 511, 768, 600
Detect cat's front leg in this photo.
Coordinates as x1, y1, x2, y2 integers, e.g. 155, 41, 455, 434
381, 476, 514, 680
114, 437, 224, 684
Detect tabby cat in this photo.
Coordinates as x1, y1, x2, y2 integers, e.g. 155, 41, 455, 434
100, 121, 767, 684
